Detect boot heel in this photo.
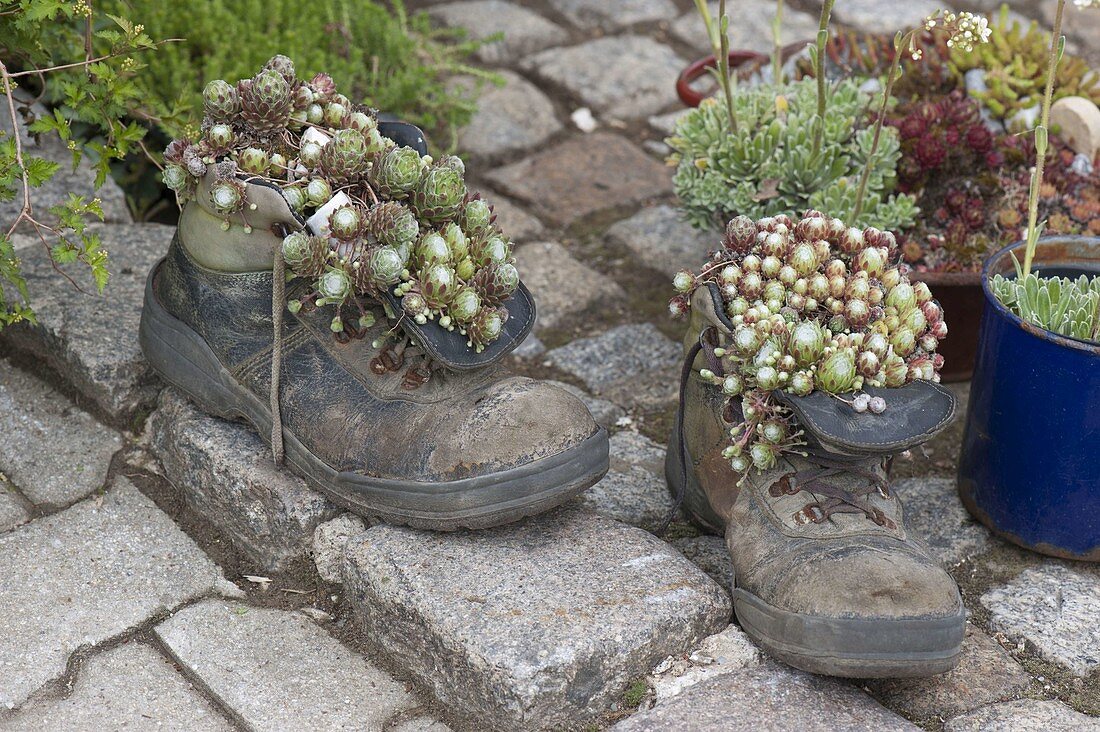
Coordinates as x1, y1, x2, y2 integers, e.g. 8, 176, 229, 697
139, 262, 241, 421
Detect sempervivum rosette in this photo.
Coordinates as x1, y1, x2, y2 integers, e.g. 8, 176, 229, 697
670, 210, 947, 475
162, 56, 524, 352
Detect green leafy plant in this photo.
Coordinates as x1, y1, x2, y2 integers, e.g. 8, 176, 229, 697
667, 78, 918, 232
0, 1, 164, 328
992, 0, 1100, 345
100, 0, 492, 145
991, 271, 1100, 341
948, 4, 1100, 127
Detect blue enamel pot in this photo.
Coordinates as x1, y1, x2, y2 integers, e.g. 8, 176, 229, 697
957, 236, 1100, 561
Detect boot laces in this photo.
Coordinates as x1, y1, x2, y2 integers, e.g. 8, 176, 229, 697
267, 240, 439, 464
770, 455, 896, 529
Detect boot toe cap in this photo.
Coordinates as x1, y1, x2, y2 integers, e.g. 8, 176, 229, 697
771, 543, 962, 621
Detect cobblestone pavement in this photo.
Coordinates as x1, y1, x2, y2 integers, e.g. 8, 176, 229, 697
2, 1, 1099, 730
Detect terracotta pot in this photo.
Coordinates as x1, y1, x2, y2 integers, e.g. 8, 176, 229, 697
909, 269, 982, 382
676, 44, 808, 108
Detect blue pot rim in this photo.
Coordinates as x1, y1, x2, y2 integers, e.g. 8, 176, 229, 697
979, 235, 1100, 355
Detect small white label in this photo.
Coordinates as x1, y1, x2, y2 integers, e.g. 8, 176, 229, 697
306, 191, 351, 238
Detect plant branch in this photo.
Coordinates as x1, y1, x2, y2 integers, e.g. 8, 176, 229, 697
1022, 0, 1065, 278
1, 61, 32, 238
852, 29, 915, 222
811, 0, 836, 159
771, 0, 784, 84
8, 39, 182, 79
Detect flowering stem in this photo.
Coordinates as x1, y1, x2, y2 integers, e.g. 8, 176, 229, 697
771, 0, 784, 84
1021, 0, 1065, 278
853, 29, 915, 222
693, 0, 738, 133
811, 0, 836, 160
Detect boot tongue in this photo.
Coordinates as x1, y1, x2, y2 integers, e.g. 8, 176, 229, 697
774, 381, 958, 457
379, 282, 536, 371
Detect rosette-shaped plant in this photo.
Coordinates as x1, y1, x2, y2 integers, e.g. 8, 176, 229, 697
166, 55, 523, 354
409, 162, 466, 224
370, 146, 423, 199
671, 210, 946, 479
320, 129, 370, 186
239, 69, 293, 136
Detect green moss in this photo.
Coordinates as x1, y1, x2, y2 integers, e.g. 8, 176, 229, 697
621, 678, 650, 708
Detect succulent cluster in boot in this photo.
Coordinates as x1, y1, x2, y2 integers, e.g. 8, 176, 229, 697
671, 210, 947, 476
161, 55, 519, 351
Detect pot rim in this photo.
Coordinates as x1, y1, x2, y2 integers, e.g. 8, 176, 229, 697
910, 269, 981, 286
675, 42, 809, 108
980, 234, 1100, 354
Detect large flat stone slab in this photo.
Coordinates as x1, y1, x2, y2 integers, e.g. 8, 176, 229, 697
487, 195, 544, 242
429, 1, 569, 65
0, 483, 30, 533
670, 535, 733, 596
0, 96, 129, 231
831, 0, 944, 35
486, 133, 672, 227
605, 205, 716, 278
312, 513, 368, 584
457, 70, 563, 160
980, 563, 1100, 676
156, 600, 418, 731
866, 624, 1031, 721
579, 430, 670, 529
1, 223, 171, 425
343, 506, 731, 730
944, 698, 1100, 732
544, 323, 682, 409
513, 241, 626, 332
522, 36, 684, 119
0, 361, 122, 507
895, 477, 991, 566
2, 642, 231, 730
648, 624, 762, 702
612, 663, 919, 731
149, 388, 340, 573
0, 480, 228, 709
550, 0, 678, 31
671, 1, 820, 54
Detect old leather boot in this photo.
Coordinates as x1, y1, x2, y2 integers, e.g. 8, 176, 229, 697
665, 285, 965, 677
140, 127, 607, 531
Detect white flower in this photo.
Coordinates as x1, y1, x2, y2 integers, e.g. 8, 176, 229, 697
1074, 0, 1100, 9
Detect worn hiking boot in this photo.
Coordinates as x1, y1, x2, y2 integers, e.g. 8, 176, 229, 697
140, 124, 608, 531
666, 285, 965, 677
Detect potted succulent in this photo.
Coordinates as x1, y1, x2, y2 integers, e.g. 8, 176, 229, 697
957, 0, 1100, 561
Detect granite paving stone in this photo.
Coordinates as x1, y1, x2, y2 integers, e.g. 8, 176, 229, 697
511, 333, 547, 360
648, 624, 763, 702
944, 698, 1100, 731
156, 600, 418, 731
606, 205, 717, 278
0, 361, 122, 506
1, 223, 172, 424
0, 95, 130, 231
2, 642, 232, 730
545, 380, 625, 430
671, 1, 820, 55
669, 535, 734, 596
612, 663, 920, 731
0, 483, 30, 533
544, 323, 682, 409
895, 476, 992, 566
548, 0, 679, 32
487, 194, 544, 242
521, 36, 685, 119
866, 624, 1032, 721
486, 133, 672, 226
649, 109, 690, 137
578, 430, 670, 528
0, 480, 229, 709
313, 513, 368, 584
828, 0, 945, 35
513, 241, 626, 332
1041, 0, 1100, 66
391, 716, 454, 732
149, 388, 341, 573
456, 71, 563, 160
342, 506, 731, 730
428, 1, 569, 65
980, 563, 1100, 676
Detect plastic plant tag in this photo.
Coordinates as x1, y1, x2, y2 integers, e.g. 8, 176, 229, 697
306, 191, 351, 238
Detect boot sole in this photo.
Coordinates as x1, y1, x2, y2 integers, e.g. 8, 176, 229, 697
140, 263, 609, 531
666, 419, 965, 678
